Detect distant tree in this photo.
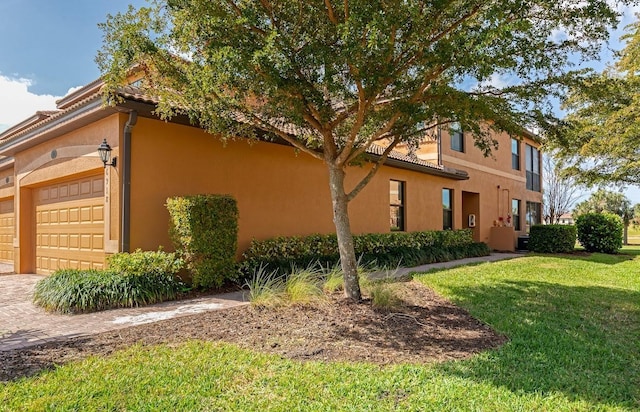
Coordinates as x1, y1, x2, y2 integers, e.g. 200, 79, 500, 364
554, 19, 640, 186
543, 154, 583, 224
98, 0, 627, 300
573, 189, 634, 244
634, 203, 640, 227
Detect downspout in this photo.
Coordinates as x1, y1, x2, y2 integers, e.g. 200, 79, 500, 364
437, 123, 443, 166
121, 110, 137, 252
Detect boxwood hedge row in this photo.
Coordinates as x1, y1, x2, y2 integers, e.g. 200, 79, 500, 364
528, 224, 577, 253
241, 229, 490, 274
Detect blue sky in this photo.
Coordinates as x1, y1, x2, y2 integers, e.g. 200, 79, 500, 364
0, 1, 638, 204
0, 0, 145, 128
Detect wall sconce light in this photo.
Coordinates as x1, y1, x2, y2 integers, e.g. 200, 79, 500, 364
98, 139, 117, 168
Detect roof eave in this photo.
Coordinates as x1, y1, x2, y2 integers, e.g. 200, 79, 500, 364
367, 153, 469, 180
0, 96, 118, 157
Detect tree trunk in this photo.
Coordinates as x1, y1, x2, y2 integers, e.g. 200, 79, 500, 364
624, 223, 628, 245
327, 165, 362, 301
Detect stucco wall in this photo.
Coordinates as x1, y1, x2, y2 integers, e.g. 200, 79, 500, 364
128, 117, 465, 254
11, 114, 122, 273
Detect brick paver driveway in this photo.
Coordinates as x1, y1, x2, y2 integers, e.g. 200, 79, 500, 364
0, 273, 248, 352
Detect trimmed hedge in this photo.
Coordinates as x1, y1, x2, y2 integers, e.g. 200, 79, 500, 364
33, 250, 185, 313
167, 194, 239, 289
241, 229, 490, 274
576, 212, 623, 254
108, 248, 184, 277
528, 224, 577, 253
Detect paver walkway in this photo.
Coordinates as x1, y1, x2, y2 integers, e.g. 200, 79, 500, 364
0, 274, 248, 352
0, 252, 523, 352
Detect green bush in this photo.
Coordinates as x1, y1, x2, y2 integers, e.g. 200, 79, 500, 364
528, 224, 577, 253
33, 267, 185, 314
108, 248, 183, 277
241, 229, 489, 275
575, 212, 623, 254
167, 195, 239, 289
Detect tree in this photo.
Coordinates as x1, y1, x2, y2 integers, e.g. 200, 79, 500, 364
573, 189, 634, 244
543, 154, 583, 224
98, 0, 626, 301
553, 19, 640, 185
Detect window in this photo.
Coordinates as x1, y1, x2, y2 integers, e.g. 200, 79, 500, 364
450, 122, 464, 152
512, 199, 521, 231
511, 138, 520, 170
526, 201, 541, 229
390, 180, 405, 231
526, 144, 541, 192
443, 188, 453, 230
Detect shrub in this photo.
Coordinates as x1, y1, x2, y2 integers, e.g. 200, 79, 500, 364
167, 194, 239, 289
367, 283, 402, 310
576, 213, 623, 254
108, 249, 183, 277
528, 225, 577, 253
284, 266, 324, 304
244, 265, 285, 307
241, 229, 488, 275
244, 264, 325, 307
33, 267, 185, 314
322, 262, 345, 293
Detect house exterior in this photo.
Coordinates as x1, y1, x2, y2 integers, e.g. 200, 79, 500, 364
557, 213, 574, 225
0, 80, 542, 275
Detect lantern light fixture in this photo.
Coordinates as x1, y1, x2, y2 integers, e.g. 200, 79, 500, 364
97, 139, 117, 168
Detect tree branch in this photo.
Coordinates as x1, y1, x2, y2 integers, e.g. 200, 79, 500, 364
325, 0, 338, 24
344, 111, 403, 164
427, 4, 484, 47
346, 138, 400, 201
225, 0, 267, 36
246, 112, 324, 161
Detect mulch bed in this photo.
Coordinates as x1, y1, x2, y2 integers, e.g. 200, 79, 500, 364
0, 281, 507, 382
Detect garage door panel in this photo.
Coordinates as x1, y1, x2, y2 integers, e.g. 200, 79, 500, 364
35, 176, 105, 275
0, 199, 15, 264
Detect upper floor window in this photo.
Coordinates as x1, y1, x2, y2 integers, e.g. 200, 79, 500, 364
526, 144, 541, 192
443, 188, 453, 230
450, 122, 464, 152
390, 180, 405, 231
512, 138, 520, 170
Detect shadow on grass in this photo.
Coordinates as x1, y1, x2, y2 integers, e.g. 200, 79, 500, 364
433, 280, 640, 409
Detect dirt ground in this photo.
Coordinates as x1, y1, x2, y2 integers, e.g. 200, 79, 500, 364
0, 281, 507, 382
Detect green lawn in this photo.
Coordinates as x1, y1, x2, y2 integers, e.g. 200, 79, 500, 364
2, 248, 639, 411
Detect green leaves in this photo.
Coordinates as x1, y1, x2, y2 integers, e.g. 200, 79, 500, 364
32, 263, 185, 314
553, 19, 640, 185
98, 0, 624, 160
528, 224, 577, 253
240, 229, 488, 275
576, 213, 624, 253
166, 195, 239, 289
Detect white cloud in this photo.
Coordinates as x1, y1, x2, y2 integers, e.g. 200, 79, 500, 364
0, 75, 70, 132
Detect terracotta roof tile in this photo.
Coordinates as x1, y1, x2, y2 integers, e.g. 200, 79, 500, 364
0, 80, 469, 179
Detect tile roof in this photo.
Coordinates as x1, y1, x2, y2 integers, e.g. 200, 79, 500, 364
0, 79, 469, 179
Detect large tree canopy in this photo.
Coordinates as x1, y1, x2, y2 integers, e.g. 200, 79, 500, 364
554, 18, 640, 185
98, 0, 627, 300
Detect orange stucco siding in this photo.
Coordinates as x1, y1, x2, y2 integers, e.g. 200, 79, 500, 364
128, 117, 467, 254
2, 104, 543, 273
11, 114, 122, 273
436, 125, 543, 244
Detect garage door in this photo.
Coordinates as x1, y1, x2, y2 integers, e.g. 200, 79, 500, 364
34, 175, 105, 275
0, 198, 14, 264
